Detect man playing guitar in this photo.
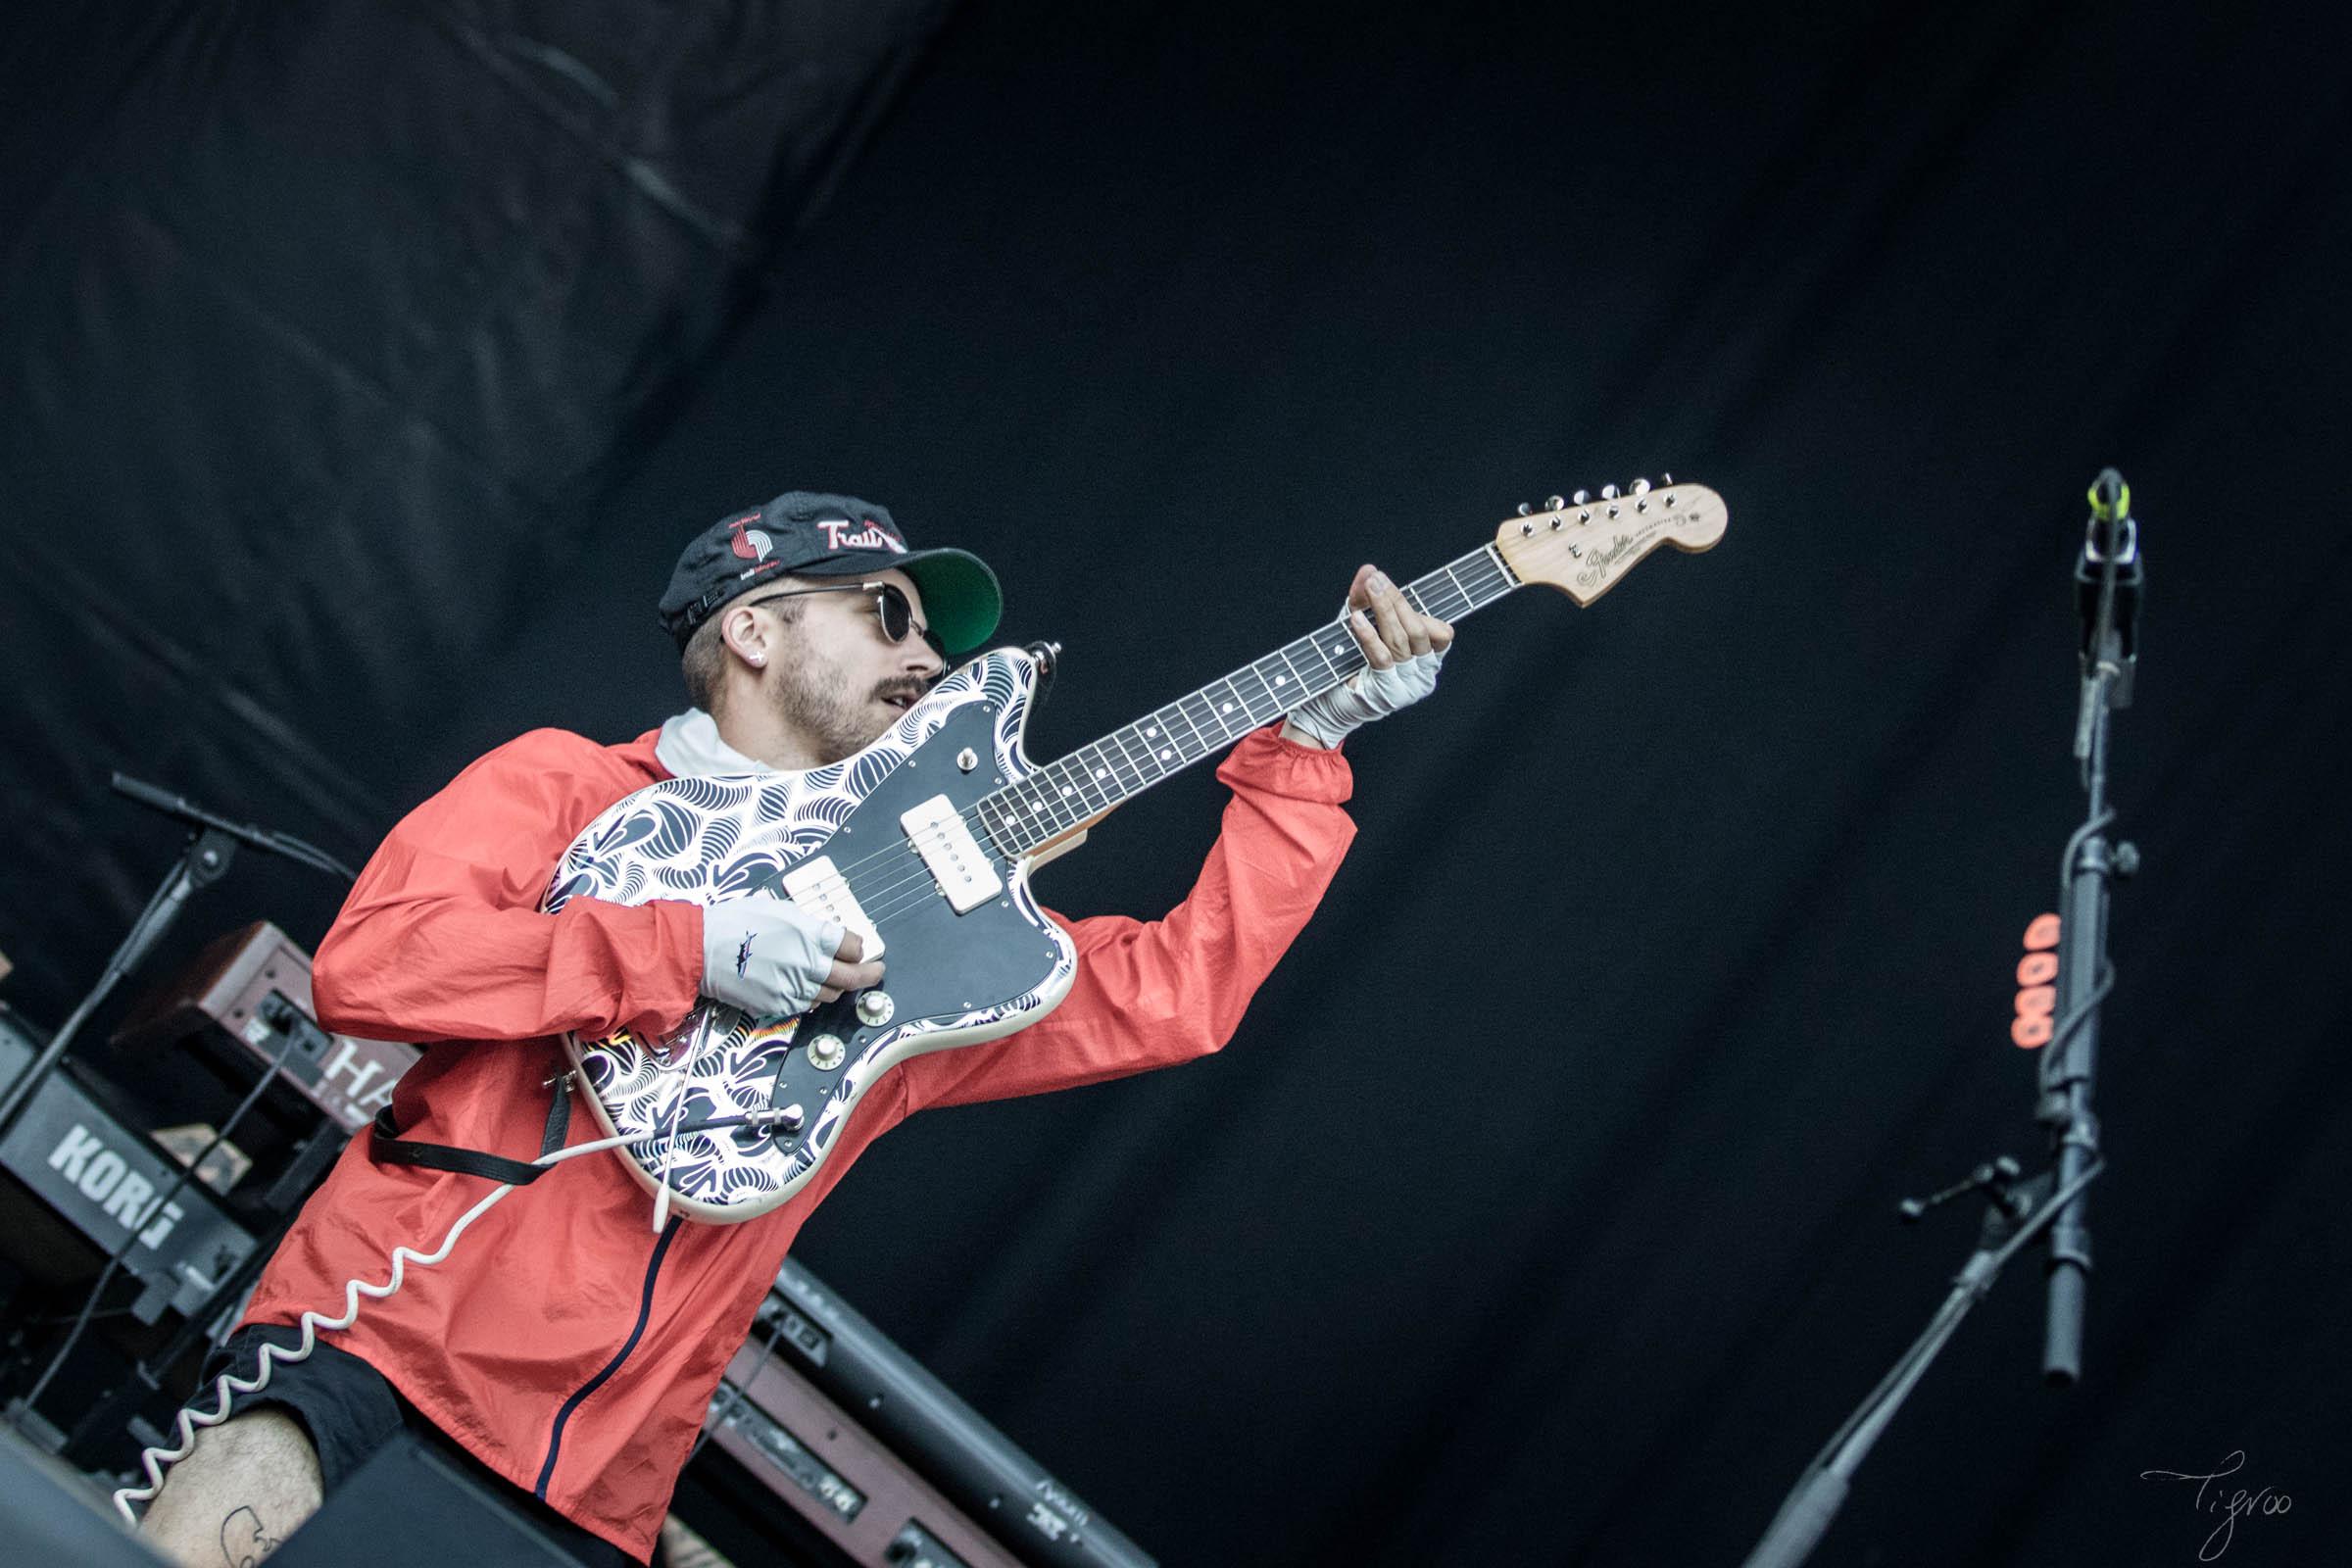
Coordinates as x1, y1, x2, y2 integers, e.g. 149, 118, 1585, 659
135, 490, 1452, 1566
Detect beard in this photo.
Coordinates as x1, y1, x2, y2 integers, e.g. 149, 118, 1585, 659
762, 629, 922, 766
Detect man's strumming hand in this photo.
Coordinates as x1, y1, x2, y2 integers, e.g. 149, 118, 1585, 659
1281, 564, 1454, 750
700, 894, 884, 1018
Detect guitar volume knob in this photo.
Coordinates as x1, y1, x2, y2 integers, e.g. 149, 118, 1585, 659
856, 991, 895, 1026
806, 1034, 847, 1071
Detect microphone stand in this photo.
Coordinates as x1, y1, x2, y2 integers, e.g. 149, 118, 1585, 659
2042, 467, 2140, 1384
0, 774, 356, 1141
1739, 470, 2142, 1565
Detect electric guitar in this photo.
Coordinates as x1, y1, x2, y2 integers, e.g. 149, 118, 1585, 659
546, 479, 1728, 1220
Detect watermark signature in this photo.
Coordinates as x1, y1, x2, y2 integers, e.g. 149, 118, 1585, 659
2137, 1450, 2291, 1560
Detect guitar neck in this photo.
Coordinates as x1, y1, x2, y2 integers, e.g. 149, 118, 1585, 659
974, 543, 1523, 858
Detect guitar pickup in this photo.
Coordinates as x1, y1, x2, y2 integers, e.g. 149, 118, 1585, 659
778, 856, 886, 960
900, 795, 1004, 914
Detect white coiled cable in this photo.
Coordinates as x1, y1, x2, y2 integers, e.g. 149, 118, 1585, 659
112, 1106, 795, 1527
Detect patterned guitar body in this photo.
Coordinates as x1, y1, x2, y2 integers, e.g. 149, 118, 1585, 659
544, 647, 1078, 1223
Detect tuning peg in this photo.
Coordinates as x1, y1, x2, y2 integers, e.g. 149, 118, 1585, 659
1631, 477, 1651, 495
1544, 494, 1564, 511
1600, 483, 1620, 500
1571, 489, 1591, 506
1516, 502, 1533, 515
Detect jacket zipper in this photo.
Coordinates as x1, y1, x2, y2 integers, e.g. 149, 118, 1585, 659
533, 1216, 682, 1499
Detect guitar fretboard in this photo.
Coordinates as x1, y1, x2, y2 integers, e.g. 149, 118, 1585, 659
974, 542, 1522, 858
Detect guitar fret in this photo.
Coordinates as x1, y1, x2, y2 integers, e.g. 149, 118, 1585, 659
1140, 719, 1178, 772
988, 797, 1025, 858
1070, 744, 1116, 813
1252, 653, 1297, 711
1176, 697, 1217, 756
1040, 760, 1086, 825
1229, 667, 1271, 722
1178, 690, 1226, 752
1322, 624, 1358, 667
1078, 749, 1111, 799
1158, 699, 1204, 760
1109, 733, 1152, 791
1285, 643, 1329, 703
1413, 572, 1459, 621
1006, 781, 1047, 836
1026, 782, 1060, 838
1116, 727, 1158, 787
1136, 706, 1188, 768
1209, 676, 1256, 736
1111, 725, 1161, 783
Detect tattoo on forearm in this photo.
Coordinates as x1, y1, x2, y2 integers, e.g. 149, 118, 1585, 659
220, 1504, 280, 1567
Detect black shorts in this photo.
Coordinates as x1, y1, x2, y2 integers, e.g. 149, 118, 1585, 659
201, 1325, 634, 1567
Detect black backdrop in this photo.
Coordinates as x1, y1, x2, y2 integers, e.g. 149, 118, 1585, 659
4, 2, 2348, 1564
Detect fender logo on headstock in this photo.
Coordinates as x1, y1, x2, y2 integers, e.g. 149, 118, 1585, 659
1576, 531, 1642, 589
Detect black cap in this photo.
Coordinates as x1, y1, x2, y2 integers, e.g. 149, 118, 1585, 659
658, 491, 1002, 656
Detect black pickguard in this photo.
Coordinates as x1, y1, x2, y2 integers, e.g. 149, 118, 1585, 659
749, 699, 1064, 1152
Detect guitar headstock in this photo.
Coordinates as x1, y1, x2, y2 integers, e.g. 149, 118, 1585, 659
1494, 476, 1727, 606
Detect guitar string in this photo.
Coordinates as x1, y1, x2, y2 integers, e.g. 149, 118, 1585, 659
824, 571, 1491, 924
835, 564, 1497, 906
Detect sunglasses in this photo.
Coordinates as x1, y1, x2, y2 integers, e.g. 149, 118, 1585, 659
740, 581, 948, 664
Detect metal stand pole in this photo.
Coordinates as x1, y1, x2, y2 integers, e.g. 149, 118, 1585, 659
0, 829, 237, 1139
2040, 467, 2141, 1384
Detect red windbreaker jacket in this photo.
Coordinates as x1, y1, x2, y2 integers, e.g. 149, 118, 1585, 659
243, 719, 1354, 1562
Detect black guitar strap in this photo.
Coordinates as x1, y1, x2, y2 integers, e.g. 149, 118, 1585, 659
368, 1069, 572, 1187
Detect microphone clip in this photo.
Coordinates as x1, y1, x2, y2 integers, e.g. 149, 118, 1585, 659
2075, 469, 2142, 709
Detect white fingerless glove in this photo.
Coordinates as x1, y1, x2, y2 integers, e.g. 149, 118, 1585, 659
1283, 644, 1446, 749
700, 893, 845, 1019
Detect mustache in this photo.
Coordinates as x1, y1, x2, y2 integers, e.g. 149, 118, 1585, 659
873, 679, 934, 705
